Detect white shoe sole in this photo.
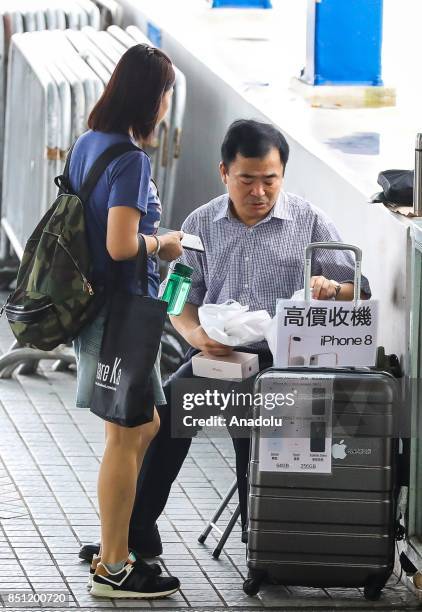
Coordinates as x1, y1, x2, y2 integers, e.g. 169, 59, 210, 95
90, 583, 180, 599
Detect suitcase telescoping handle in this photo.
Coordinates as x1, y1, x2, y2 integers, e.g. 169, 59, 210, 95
304, 242, 362, 303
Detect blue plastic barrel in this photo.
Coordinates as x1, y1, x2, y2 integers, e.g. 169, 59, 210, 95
304, 0, 383, 86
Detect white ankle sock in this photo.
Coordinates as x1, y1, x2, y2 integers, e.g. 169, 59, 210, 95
103, 559, 126, 574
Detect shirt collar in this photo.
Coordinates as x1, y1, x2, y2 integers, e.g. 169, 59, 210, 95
271, 191, 293, 221
212, 191, 293, 223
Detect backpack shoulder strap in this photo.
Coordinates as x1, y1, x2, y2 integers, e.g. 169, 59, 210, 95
78, 142, 146, 203
54, 142, 76, 194
63, 142, 75, 181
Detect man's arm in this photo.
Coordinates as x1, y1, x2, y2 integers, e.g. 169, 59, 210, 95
166, 211, 232, 357
310, 209, 372, 300
170, 303, 233, 357
311, 278, 369, 301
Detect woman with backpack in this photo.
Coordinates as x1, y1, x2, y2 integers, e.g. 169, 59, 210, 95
69, 44, 183, 599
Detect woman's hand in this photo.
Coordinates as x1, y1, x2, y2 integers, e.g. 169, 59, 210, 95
158, 231, 184, 262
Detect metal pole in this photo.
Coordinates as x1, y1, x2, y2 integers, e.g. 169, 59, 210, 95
304, 242, 362, 303
198, 479, 238, 544
414, 134, 422, 216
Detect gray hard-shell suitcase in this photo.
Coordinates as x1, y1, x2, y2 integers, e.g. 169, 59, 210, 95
244, 243, 400, 601
246, 367, 398, 601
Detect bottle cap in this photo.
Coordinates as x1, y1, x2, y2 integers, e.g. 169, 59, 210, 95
173, 263, 193, 277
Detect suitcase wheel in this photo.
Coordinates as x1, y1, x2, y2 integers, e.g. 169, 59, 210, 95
363, 584, 382, 601
243, 578, 261, 596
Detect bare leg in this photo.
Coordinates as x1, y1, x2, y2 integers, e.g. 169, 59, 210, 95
97, 409, 160, 564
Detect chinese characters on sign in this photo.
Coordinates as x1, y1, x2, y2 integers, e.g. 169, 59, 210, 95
283, 305, 373, 327
276, 300, 378, 368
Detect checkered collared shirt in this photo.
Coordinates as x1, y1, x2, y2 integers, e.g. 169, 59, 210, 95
176, 191, 371, 348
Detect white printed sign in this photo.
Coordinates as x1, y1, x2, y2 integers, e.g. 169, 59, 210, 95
259, 377, 333, 474
275, 300, 378, 368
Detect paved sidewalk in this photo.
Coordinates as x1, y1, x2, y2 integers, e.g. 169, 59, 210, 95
0, 306, 419, 611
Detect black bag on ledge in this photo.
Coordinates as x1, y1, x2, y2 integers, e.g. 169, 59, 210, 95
90, 235, 167, 428
372, 169, 413, 205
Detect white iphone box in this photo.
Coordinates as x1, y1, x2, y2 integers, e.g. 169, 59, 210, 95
192, 351, 259, 380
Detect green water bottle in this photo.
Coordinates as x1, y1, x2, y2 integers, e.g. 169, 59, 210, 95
161, 263, 193, 315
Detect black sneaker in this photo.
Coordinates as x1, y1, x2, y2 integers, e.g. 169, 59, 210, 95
80, 542, 101, 563
87, 552, 162, 589
91, 556, 180, 599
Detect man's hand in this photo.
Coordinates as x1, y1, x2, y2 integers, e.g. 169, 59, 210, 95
311, 276, 339, 300
159, 231, 184, 262
186, 325, 233, 357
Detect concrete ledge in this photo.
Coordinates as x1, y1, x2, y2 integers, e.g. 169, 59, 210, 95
290, 77, 397, 109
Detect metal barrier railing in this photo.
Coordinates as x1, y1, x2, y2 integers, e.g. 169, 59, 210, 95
0, 1, 105, 265
0, 25, 186, 377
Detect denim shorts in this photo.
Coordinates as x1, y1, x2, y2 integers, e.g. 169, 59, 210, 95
73, 310, 166, 409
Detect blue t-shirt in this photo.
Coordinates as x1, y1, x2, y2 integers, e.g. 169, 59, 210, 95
68, 130, 161, 297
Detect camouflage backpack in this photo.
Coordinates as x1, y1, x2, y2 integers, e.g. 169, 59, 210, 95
2, 141, 140, 351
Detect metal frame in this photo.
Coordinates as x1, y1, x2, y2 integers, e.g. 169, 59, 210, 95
82, 26, 124, 65
50, 32, 87, 143
106, 24, 135, 48
198, 479, 241, 558
2, 35, 50, 256
66, 28, 115, 76
406, 224, 422, 565
65, 29, 110, 85
0, 0, 104, 272
0, 35, 60, 376
74, 0, 101, 30
92, 0, 123, 29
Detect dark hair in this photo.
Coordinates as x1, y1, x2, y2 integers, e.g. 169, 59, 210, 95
88, 44, 175, 140
221, 119, 290, 172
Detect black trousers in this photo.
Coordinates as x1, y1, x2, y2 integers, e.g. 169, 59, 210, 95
129, 347, 273, 537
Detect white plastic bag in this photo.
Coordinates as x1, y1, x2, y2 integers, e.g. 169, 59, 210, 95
198, 300, 270, 346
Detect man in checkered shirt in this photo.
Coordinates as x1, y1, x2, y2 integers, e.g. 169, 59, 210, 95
80, 120, 371, 562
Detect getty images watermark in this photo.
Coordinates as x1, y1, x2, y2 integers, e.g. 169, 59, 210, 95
182, 389, 294, 428
170, 378, 300, 437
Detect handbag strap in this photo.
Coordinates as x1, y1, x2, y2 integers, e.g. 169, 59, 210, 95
134, 234, 149, 296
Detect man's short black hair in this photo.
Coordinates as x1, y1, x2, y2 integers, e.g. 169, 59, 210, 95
221, 119, 289, 171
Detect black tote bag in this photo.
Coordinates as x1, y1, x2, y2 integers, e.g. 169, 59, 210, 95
90, 235, 167, 427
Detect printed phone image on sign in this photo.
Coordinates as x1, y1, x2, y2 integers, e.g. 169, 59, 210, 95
288, 334, 315, 366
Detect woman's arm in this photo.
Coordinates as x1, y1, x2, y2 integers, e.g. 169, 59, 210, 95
107, 207, 157, 260
107, 206, 183, 261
